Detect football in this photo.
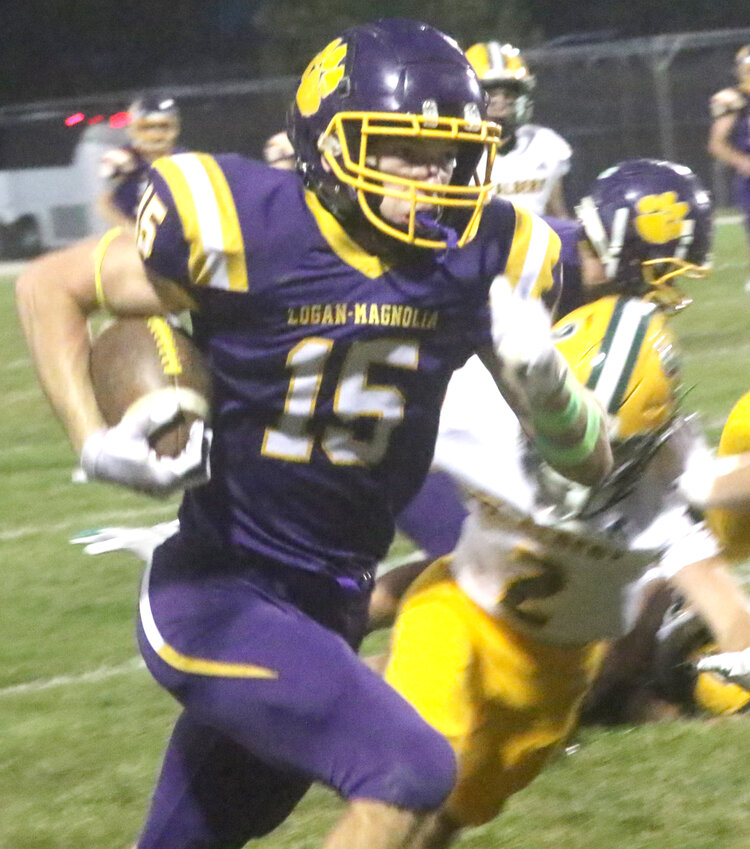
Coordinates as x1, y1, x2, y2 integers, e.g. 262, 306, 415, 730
89, 316, 212, 457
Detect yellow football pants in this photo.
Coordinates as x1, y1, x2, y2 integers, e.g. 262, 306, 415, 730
385, 558, 605, 826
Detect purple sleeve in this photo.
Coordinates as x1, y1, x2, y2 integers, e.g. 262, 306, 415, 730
396, 470, 467, 559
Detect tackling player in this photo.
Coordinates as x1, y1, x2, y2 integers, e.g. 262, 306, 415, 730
708, 44, 750, 291
97, 95, 182, 229
375, 161, 750, 729
465, 40, 571, 218
15, 19, 610, 849
383, 282, 750, 847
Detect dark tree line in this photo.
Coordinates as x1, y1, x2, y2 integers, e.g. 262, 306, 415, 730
2, 0, 749, 105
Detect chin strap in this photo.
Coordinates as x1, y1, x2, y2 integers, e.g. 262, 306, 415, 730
414, 213, 459, 249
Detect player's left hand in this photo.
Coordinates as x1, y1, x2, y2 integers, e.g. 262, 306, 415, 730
697, 647, 750, 690
493, 296, 566, 402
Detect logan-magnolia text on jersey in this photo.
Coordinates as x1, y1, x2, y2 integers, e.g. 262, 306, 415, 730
286, 303, 440, 329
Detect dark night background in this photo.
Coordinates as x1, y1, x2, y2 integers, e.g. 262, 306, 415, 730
2, 1, 749, 106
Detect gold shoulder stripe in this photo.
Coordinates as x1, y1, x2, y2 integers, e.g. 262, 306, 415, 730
195, 153, 248, 292
151, 156, 205, 285
504, 205, 534, 287
305, 190, 390, 279
504, 206, 560, 299
152, 154, 248, 292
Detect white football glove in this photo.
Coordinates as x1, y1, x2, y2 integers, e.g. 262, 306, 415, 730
697, 647, 750, 690
492, 295, 566, 403
70, 519, 179, 561
80, 398, 212, 498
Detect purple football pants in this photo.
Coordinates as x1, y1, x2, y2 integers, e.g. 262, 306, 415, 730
734, 173, 750, 238
135, 533, 455, 848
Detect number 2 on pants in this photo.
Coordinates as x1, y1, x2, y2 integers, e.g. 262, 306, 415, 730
262, 337, 420, 465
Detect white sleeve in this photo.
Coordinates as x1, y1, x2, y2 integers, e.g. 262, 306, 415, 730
536, 127, 572, 177
650, 509, 721, 580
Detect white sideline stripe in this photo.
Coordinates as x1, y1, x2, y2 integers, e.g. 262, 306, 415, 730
0, 550, 412, 698
0, 504, 176, 542
681, 340, 750, 362
0, 657, 146, 698
5, 387, 42, 404
716, 213, 743, 225
0, 213, 744, 281
2, 357, 29, 372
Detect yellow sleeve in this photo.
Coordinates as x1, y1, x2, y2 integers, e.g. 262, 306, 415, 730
503, 206, 561, 301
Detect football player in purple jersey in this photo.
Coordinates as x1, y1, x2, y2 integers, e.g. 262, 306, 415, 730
708, 45, 750, 291
16, 19, 611, 849
97, 94, 182, 228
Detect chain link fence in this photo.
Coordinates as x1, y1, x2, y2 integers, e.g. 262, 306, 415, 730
526, 27, 750, 205
1, 26, 749, 251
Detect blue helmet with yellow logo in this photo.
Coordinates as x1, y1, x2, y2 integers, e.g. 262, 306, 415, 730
287, 18, 501, 249
575, 159, 712, 308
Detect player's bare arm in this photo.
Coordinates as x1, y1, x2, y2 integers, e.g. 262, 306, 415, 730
15, 230, 190, 449
16, 230, 207, 497
670, 554, 750, 653
16, 232, 160, 451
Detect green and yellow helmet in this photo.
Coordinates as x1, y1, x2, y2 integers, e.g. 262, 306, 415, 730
465, 41, 535, 125
706, 391, 750, 561
553, 295, 679, 440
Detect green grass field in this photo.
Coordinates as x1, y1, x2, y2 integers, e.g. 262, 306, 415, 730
2, 218, 750, 849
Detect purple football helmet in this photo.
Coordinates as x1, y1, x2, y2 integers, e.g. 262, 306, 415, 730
576, 158, 713, 308
287, 18, 501, 249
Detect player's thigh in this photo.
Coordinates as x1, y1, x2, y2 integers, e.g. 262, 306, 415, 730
448, 623, 605, 826
139, 552, 454, 809
385, 559, 482, 746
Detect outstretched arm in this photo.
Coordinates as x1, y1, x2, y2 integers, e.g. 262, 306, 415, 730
478, 296, 611, 487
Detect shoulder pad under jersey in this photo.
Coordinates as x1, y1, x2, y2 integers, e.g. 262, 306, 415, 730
710, 87, 747, 119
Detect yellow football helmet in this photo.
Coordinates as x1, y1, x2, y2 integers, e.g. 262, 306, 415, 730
705, 391, 750, 561
553, 295, 679, 440
465, 41, 534, 89
465, 41, 535, 125
655, 605, 750, 716
735, 44, 750, 93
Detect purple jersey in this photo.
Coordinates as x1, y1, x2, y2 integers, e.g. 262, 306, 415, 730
106, 146, 152, 220
107, 145, 185, 220
729, 95, 750, 221
729, 93, 750, 155
138, 153, 560, 580
543, 216, 586, 319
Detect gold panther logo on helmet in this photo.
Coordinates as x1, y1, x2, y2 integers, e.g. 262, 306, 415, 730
635, 192, 689, 245
296, 38, 348, 117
